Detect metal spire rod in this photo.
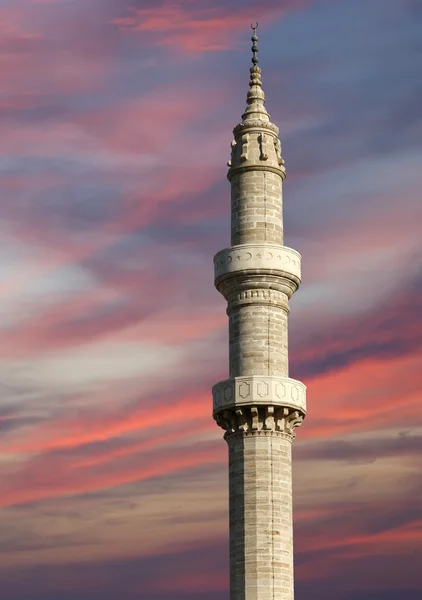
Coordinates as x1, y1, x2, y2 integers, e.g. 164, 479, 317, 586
251, 22, 259, 66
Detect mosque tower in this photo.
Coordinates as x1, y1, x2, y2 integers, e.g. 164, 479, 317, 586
212, 25, 307, 600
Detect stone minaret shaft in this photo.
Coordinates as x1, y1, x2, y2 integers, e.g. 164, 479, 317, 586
212, 26, 306, 600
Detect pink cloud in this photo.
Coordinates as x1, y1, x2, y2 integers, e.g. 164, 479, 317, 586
301, 351, 422, 441
0, 74, 228, 304
71, 422, 216, 469
0, 439, 224, 508
112, 6, 246, 52
0, 2, 118, 106
112, 2, 309, 52
1, 388, 211, 455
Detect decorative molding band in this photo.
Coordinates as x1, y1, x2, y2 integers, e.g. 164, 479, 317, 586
212, 375, 306, 415
213, 244, 301, 283
227, 163, 286, 181
227, 288, 290, 313
224, 429, 294, 443
215, 405, 304, 438
233, 120, 279, 137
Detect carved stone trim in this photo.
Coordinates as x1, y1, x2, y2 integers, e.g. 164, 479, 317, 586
233, 120, 279, 137
214, 405, 304, 439
274, 138, 285, 166
224, 430, 294, 443
258, 133, 269, 161
240, 134, 250, 162
219, 274, 298, 301
227, 139, 237, 167
213, 244, 301, 284
212, 375, 306, 415
227, 288, 289, 313
227, 163, 286, 181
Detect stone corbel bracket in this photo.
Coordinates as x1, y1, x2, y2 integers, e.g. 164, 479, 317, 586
212, 375, 306, 415
216, 405, 304, 440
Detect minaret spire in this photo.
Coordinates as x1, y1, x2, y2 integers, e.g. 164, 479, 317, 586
212, 25, 306, 600
243, 22, 269, 123
227, 25, 284, 175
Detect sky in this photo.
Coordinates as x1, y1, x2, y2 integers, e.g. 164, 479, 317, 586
0, 0, 421, 598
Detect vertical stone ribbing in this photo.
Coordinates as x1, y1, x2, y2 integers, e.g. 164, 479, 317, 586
212, 30, 306, 600
228, 432, 293, 600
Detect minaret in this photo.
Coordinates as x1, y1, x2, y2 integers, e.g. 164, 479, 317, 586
212, 25, 306, 600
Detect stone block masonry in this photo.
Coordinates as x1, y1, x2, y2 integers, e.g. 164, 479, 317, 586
231, 171, 283, 245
